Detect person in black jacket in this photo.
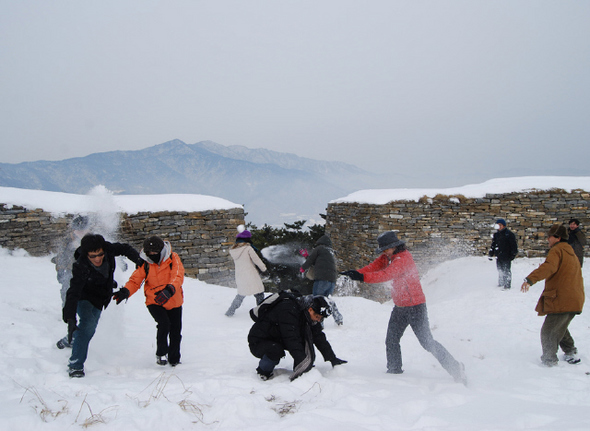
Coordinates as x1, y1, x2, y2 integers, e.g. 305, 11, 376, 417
567, 218, 586, 268
248, 294, 346, 381
62, 233, 140, 378
300, 235, 343, 325
488, 218, 518, 290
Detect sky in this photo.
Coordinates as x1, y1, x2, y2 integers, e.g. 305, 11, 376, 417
1, 1, 590, 186
2, 246, 590, 429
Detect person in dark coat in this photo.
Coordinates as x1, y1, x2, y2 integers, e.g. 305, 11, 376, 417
62, 233, 140, 378
488, 218, 518, 290
248, 294, 347, 381
567, 218, 586, 268
300, 234, 343, 325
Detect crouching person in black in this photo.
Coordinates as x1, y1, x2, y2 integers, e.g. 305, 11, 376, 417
248, 294, 347, 381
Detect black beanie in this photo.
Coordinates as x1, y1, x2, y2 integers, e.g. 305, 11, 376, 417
143, 236, 165, 254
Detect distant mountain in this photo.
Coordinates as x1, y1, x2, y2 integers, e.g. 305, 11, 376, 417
0, 140, 385, 226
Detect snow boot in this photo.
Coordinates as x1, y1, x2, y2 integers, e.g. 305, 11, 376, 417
69, 368, 85, 378
564, 353, 581, 364
156, 355, 168, 366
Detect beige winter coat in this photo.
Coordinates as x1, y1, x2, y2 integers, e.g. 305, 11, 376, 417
230, 243, 267, 296
526, 242, 585, 316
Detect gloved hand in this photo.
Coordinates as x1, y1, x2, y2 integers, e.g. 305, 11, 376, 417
113, 287, 130, 304
340, 270, 364, 281
330, 357, 348, 367
67, 318, 78, 343
135, 258, 145, 269
154, 284, 176, 305
299, 249, 309, 258
299, 267, 305, 274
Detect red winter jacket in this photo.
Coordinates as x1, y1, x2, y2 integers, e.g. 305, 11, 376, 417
358, 250, 426, 307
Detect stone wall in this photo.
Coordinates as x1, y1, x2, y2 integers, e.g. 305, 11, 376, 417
0, 203, 244, 286
326, 189, 590, 301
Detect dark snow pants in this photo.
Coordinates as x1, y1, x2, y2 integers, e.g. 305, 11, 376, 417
147, 305, 182, 365
386, 303, 462, 379
540, 312, 577, 365
496, 259, 512, 289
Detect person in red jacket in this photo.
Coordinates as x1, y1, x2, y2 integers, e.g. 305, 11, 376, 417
114, 236, 185, 366
342, 231, 466, 384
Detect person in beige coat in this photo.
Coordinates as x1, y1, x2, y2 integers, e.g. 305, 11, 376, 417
521, 223, 585, 366
225, 227, 267, 316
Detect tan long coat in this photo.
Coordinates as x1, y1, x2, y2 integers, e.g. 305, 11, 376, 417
230, 243, 267, 296
526, 242, 585, 316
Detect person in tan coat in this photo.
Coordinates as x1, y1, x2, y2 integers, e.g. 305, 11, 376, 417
521, 224, 585, 366
225, 227, 267, 316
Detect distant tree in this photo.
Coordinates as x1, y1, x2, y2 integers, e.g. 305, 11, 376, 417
246, 219, 326, 294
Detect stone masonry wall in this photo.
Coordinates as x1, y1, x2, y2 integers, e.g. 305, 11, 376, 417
0, 203, 244, 287
326, 190, 590, 301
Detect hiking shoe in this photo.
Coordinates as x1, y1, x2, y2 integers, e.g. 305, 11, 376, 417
169, 361, 181, 367
256, 367, 273, 381
56, 338, 70, 349
156, 356, 168, 366
564, 354, 581, 364
69, 368, 85, 378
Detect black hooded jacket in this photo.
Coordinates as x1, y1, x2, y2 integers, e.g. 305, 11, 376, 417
489, 228, 518, 262
248, 295, 336, 369
301, 235, 338, 283
62, 241, 140, 322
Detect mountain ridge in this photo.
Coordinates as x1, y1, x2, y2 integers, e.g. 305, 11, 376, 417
0, 140, 383, 225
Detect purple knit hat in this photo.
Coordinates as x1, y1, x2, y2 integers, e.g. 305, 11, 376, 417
236, 230, 252, 239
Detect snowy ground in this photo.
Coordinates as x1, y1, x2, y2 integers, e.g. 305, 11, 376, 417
1, 247, 589, 430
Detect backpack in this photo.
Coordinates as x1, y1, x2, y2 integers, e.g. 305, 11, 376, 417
250, 289, 301, 322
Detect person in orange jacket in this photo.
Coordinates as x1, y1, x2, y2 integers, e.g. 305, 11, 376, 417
114, 236, 185, 366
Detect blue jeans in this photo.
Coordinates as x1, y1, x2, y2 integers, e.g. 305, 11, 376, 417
69, 300, 102, 371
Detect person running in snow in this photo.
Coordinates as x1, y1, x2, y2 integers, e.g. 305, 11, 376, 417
299, 234, 343, 325
488, 218, 518, 290
225, 226, 267, 316
521, 223, 585, 367
115, 236, 185, 366
342, 231, 466, 384
248, 294, 347, 381
53, 215, 90, 349
62, 233, 140, 378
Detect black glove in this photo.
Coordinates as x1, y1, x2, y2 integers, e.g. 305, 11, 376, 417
113, 287, 130, 304
154, 284, 176, 306
67, 318, 78, 343
341, 270, 364, 281
136, 258, 145, 269
330, 357, 348, 367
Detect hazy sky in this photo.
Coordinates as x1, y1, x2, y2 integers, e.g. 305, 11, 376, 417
2, 1, 590, 187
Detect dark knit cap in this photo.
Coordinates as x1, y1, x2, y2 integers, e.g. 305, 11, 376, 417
376, 231, 405, 253
143, 236, 165, 254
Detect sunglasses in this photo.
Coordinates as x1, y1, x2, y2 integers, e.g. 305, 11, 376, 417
88, 252, 105, 259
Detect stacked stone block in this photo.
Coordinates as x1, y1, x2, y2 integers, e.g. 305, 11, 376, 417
327, 190, 590, 300
0, 203, 244, 287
